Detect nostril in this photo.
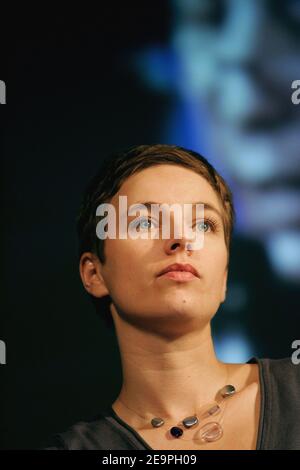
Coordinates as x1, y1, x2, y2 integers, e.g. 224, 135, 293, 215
171, 242, 180, 251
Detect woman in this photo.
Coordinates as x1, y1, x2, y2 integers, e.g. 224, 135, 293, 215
45, 144, 300, 450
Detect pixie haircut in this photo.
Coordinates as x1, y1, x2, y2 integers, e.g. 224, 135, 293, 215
77, 144, 235, 327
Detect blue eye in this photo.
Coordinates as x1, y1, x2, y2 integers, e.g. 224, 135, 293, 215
196, 219, 214, 232
134, 217, 157, 231
140, 218, 152, 229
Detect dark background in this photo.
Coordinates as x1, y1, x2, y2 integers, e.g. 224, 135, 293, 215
0, 4, 171, 449
1, 3, 299, 449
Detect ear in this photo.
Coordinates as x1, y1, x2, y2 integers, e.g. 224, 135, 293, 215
220, 269, 228, 303
79, 252, 110, 299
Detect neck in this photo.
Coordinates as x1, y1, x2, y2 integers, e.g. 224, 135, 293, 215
111, 311, 231, 425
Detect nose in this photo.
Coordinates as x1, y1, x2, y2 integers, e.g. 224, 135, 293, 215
162, 209, 204, 256
164, 238, 193, 256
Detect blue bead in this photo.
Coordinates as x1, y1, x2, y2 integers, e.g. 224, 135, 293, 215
170, 426, 184, 438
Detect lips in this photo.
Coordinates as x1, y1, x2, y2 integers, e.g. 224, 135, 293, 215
157, 263, 200, 279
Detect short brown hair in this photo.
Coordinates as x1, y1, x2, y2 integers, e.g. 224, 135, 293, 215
77, 144, 235, 326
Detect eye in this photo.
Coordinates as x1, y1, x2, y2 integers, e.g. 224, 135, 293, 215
195, 218, 217, 233
133, 217, 158, 231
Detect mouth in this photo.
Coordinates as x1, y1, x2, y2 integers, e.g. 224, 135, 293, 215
157, 263, 200, 282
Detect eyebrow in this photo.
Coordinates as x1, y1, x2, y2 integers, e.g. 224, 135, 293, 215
131, 201, 223, 220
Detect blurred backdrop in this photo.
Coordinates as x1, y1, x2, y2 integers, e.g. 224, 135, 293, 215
1, 1, 300, 449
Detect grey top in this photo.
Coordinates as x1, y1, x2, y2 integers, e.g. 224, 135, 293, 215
45, 357, 300, 450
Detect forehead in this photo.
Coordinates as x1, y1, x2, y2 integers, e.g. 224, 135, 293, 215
111, 164, 222, 210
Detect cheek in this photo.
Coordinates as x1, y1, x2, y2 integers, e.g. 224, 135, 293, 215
202, 244, 227, 283
104, 240, 146, 293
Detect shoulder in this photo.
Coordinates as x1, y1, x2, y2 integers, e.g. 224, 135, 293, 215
247, 355, 300, 389
260, 356, 300, 392
258, 357, 300, 449
259, 356, 300, 426
44, 410, 124, 450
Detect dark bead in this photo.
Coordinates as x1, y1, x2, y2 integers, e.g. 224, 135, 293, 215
170, 426, 184, 438
151, 417, 164, 428
220, 384, 236, 398
182, 415, 198, 428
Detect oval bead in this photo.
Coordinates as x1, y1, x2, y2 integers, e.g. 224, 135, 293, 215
151, 417, 164, 428
182, 415, 198, 428
220, 384, 236, 398
207, 404, 221, 416
199, 422, 223, 442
